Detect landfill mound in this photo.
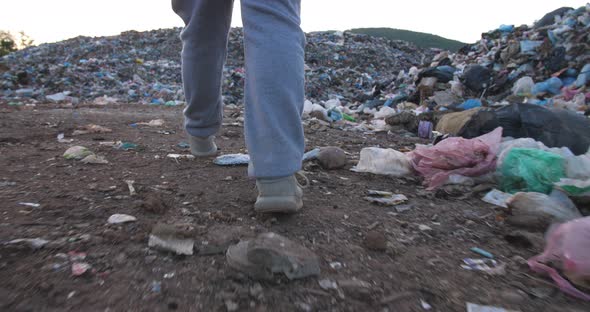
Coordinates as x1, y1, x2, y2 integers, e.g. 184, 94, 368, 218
0, 28, 432, 106
3, 5, 590, 312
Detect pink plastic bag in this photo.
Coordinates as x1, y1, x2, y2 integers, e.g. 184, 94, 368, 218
528, 217, 590, 301
410, 127, 503, 189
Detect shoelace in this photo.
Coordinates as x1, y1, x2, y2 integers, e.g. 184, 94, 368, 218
295, 171, 310, 189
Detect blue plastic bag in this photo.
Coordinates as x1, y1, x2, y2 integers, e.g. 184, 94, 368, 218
520, 40, 543, 55
575, 64, 590, 88
532, 77, 563, 95
458, 99, 482, 110
498, 24, 514, 33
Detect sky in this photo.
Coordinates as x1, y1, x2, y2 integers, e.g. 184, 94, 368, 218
0, 0, 588, 45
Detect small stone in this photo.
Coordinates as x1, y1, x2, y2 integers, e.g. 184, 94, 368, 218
141, 194, 169, 215
317, 146, 347, 170
318, 279, 338, 290
363, 231, 387, 251
145, 255, 157, 264
295, 302, 312, 312
226, 232, 320, 280
338, 279, 372, 300
107, 214, 137, 224
199, 225, 252, 255
7, 238, 49, 250
504, 231, 542, 249
329, 262, 343, 270
418, 224, 432, 231
395, 204, 413, 213
167, 302, 178, 310
225, 300, 239, 312
249, 283, 264, 298
114, 253, 127, 264
498, 290, 527, 304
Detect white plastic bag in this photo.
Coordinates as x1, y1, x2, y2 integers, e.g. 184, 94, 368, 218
351, 147, 412, 177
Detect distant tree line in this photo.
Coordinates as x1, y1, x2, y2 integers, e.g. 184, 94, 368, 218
348, 28, 467, 52
0, 31, 34, 57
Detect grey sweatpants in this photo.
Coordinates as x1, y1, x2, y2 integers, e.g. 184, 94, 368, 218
171, 0, 306, 178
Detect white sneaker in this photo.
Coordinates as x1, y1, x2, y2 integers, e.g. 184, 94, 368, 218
188, 135, 217, 157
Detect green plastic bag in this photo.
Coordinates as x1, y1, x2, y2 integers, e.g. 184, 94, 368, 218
500, 148, 565, 194
555, 178, 590, 197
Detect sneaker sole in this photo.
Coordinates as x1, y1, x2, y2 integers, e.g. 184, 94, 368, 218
254, 196, 303, 214
190, 148, 218, 157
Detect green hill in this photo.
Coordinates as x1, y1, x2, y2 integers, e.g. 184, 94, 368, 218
348, 28, 467, 52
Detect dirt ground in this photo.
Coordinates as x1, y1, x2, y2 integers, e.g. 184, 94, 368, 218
1, 103, 589, 312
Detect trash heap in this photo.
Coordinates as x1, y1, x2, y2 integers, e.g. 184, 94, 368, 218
302, 5, 590, 134
0, 28, 431, 106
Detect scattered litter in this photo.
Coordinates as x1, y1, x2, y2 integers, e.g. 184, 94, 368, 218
365, 190, 408, 206
107, 214, 137, 224
135, 119, 165, 127
329, 262, 343, 270
418, 224, 432, 231
72, 124, 112, 136
411, 127, 502, 189
125, 180, 136, 196
148, 223, 194, 256
6, 238, 49, 249
57, 133, 73, 143
167, 154, 195, 160
466, 303, 519, 312
213, 153, 250, 166
528, 216, 590, 301
471, 247, 494, 259
117, 142, 138, 151
18, 202, 40, 208
81, 154, 108, 164
214, 148, 320, 166
420, 299, 432, 310
0, 181, 16, 187
395, 205, 413, 213
71, 262, 92, 276
151, 281, 162, 293
352, 147, 412, 176
63, 146, 93, 160
506, 190, 582, 230
482, 189, 512, 208
500, 148, 565, 194
318, 279, 338, 290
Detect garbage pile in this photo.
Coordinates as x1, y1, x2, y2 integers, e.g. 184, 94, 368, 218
397, 6, 588, 116
0, 28, 431, 106
302, 5, 590, 134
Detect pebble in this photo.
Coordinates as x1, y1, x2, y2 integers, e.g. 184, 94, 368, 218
6, 238, 49, 249
224, 300, 239, 312
317, 146, 347, 170
418, 224, 433, 231
318, 279, 338, 290
141, 194, 169, 215
498, 290, 527, 304
363, 231, 387, 251
226, 232, 320, 280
